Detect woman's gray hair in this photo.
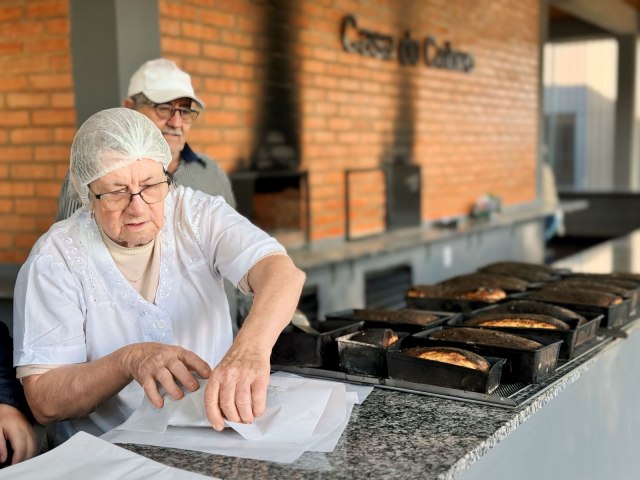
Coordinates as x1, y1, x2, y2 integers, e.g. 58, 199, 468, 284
69, 108, 171, 206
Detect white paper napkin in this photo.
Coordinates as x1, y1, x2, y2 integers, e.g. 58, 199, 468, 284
0, 431, 213, 480
102, 373, 372, 463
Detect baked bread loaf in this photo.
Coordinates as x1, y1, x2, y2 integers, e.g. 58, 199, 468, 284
527, 287, 623, 307
349, 328, 399, 348
464, 313, 570, 330
487, 300, 587, 325
407, 285, 506, 303
351, 309, 439, 326
439, 273, 529, 292
554, 279, 630, 297
478, 262, 557, 283
401, 346, 491, 372
428, 327, 543, 350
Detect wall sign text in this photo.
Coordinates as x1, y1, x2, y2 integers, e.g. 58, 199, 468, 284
340, 15, 475, 73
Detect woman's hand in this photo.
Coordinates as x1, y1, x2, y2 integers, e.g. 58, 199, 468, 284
122, 343, 212, 408
203, 344, 271, 431
0, 403, 36, 465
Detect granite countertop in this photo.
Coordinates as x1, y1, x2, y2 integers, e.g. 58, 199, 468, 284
121, 228, 638, 479
120, 331, 622, 479
121, 330, 623, 479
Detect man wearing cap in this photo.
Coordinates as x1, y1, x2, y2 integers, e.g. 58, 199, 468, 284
56, 59, 243, 325
56, 58, 236, 219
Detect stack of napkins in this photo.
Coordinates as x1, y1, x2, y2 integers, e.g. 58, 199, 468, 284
102, 372, 373, 463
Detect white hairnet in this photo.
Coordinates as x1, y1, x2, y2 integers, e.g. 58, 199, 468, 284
69, 108, 171, 205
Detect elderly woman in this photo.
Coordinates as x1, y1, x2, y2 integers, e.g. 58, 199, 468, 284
12, 108, 305, 444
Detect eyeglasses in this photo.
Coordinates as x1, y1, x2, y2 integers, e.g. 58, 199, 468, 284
90, 179, 171, 211
143, 101, 200, 123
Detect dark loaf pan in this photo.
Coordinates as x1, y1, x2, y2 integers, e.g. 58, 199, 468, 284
404, 327, 562, 383
515, 292, 630, 329
325, 308, 458, 333
336, 329, 409, 378
271, 319, 364, 368
405, 294, 511, 314
560, 273, 640, 320
386, 339, 505, 394
451, 310, 603, 360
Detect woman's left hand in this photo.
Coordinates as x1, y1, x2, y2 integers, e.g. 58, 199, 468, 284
203, 254, 306, 431
203, 344, 271, 431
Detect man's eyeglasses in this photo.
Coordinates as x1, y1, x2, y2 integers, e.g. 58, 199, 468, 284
90, 178, 172, 211
143, 101, 200, 123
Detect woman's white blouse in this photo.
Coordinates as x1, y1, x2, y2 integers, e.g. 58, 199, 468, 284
12, 186, 285, 439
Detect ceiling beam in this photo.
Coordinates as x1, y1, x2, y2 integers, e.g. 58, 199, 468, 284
550, 0, 639, 35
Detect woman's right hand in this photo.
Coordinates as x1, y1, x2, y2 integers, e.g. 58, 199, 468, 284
121, 343, 211, 408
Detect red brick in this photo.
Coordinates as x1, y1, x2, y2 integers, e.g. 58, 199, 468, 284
35, 182, 63, 198
159, 18, 181, 36
0, 112, 30, 127
219, 30, 253, 48
0, 42, 23, 54
45, 18, 69, 34
26, 37, 69, 52
159, 1, 196, 20
162, 37, 200, 56
32, 109, 76, 126
0, 76, 28, 92
182, 22, 218, 41
34, 145, 70, 161
0, 230, 12, 249
0, 214, 36, 231
202, 44, 238, 61
15, 233, 42, 249
6, 92, 49, 109
0, 21, 44, 38
15, 199, 57, 215
11, 164, 55, 179
0, 201, 12, 214
27, 1, 68, 18
220, 64, 254, 80
200, 10, 235, 28
0, 6, 22, 21
10, 128, 53, 144
29, 73, 73, 90
51, 92, 74, 108
0, 182, 35, 197
53, 127, 76, 143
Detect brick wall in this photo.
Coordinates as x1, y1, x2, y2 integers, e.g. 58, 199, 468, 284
0, 0, 74, 262
3, 0, 539, 262
160, 0, 539, 242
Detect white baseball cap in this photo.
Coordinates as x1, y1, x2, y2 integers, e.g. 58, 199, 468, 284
127, 58, 205, 109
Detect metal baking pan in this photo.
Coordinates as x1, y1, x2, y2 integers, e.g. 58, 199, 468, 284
560, 273, 640, 320
336, 329, 409, 378
270, 319, 364, 368
405, 327, 562, 383
386, 341, 505, 394
449, 311, 603, 360
325, 308, 458, 333
405, 295, 510, 314
517, 291, 630, 329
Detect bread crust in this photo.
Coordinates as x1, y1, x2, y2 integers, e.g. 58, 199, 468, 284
402, 346, 491, 372
428, 327, 543, 350
407, 285, 506, 303
352, 309, 439, 326
464, 313, 570, 330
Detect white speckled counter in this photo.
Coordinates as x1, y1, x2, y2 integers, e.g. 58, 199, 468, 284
121, 231, 640, 479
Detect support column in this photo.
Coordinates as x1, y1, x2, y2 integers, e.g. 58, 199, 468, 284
614, 34, 640, 190
70, 0, 161, 126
